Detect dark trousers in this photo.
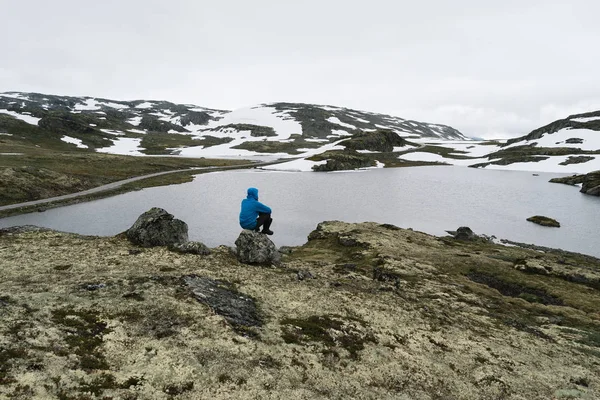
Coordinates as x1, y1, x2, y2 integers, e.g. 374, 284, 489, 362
255, 212, 273, 232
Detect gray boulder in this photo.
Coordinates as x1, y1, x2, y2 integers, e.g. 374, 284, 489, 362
126, 208, 188, 247
235, 230, 279, 264
454, 226, 477, 241
170, 241, 211, 256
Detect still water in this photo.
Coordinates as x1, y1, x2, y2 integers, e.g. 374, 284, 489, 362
1, 166, 598, 256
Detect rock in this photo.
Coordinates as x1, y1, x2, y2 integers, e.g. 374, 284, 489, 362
81, 283, 106, 291
183, 275, 261, 335
550, 170, 600, 196
235, 230, 280, 264
296, 270, 315, 280
527, 216, 560, 228
169, 241, 211, 256
446, 226, 493, 243
454, 226, 477, 241
126, 208, 188, 247
278, 246, 296, 255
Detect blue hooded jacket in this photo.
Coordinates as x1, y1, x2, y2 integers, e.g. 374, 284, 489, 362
239, 187, 272, 229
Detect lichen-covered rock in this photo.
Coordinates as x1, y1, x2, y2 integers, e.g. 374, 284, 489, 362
235, 230, 279, 264
169, 241, 211, 256
527, 215, 560, 228
126, 208, 188, 247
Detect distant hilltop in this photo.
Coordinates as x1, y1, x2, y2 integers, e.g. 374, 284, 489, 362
0, 92, 465, 158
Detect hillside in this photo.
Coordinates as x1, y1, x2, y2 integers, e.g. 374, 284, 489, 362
391, 112, 600, 176
0, 92, 465, 160
0, 221, 599, 399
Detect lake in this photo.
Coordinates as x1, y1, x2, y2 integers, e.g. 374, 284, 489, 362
1, 166, 599, 257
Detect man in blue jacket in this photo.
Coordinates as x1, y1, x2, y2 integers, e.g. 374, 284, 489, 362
239, 187, 274, 235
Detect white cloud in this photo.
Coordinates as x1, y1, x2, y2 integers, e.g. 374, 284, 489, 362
1, 0, 600, 139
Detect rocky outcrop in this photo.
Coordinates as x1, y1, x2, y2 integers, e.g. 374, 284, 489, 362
550, 170, 600, 196
183, 275, 261, 335
311, 150, 376, 171
527, 215, 560, 227
234, 230, 280, 264
126, 207, 188, 247
340, 129, 409, 152
445, 226, 491, 242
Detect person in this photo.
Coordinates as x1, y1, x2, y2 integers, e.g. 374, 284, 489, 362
239, 187, 274, 235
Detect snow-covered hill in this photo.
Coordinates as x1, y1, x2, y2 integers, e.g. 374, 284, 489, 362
0, 92, 466, 168
3, 91, 599, 174
392, 112, 600, 175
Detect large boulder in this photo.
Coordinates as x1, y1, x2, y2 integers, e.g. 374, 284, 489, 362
235, 230, 279, 264
126, 208, 188, 247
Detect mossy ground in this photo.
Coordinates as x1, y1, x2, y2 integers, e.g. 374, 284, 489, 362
0, 222, 599, 399
0, 140, 248, 206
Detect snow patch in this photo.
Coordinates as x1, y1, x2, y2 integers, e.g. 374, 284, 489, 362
128, 129, 146, 134
203, 106, 303, 140
99, 101, 129, 110
74, 98, 101, 111
100, 129, 124, 136
327, 117, 356, 130
0, 110, 41, 125
261, 158, 327, 172
96, 138, 144, 155
61, 136, 88, 149
127, 116, 142, 126
570, 116, 600, 123
505, 128, 600, 151
135, 102, 154, 109
348, 114, 370, 124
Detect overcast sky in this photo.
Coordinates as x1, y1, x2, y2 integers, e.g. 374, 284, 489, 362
2, 0, 599, 138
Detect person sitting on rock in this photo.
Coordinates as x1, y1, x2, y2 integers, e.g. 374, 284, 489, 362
239, 187, 274, 235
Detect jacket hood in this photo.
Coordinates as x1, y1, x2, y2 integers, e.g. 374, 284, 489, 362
247, 187, 258, 200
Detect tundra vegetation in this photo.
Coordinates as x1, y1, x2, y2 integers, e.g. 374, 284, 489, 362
0, 221, 598, 399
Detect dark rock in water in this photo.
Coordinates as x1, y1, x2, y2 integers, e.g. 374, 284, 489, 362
550, 170, 600, 196
183, 275, 261, 335
527, 216, 560, 228
169, 241, 211, 256
126, 208, 188, 247
235, 230, 279, 264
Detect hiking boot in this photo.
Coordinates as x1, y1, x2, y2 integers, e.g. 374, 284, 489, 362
261, 229, 274, 235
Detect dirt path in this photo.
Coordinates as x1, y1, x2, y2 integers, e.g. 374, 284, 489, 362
0, 160, 286, 212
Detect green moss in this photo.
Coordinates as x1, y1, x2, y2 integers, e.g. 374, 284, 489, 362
51, 307, 112, 371
281, 314, 376, 359
0, 346, 27, 385
163, 381, 194, 396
